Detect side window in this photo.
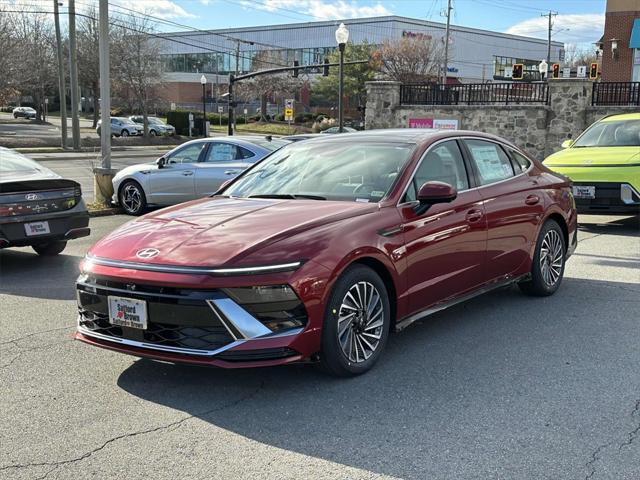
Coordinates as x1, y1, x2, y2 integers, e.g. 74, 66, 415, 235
167, 142, 205, 164
465, 139, 514, 185
403, 140, 469, 203
238, 146, 256, 160
510, 150, 531, 174
204, 143, 239, 162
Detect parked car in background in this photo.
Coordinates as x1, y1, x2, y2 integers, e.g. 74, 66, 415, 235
0, 147, 89, 255
76, 130, 576, 376
112, 136, 290, 215
12, 107, 36, 119
129, 116, 176, 136
544, 113, 640, 215
321, 126, 358, 134
97, 117, 143, 137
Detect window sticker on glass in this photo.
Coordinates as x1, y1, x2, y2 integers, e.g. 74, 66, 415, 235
470, 145, 508, 182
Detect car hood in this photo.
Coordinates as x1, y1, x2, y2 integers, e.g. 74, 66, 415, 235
89, 196, 377, 267
545, 147, 640, 167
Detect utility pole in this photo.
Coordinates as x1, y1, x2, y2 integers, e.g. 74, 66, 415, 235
442, 0, 453, 85
68, 0, 81, 150
53, 0, 68, 149
542, 10, 558, 63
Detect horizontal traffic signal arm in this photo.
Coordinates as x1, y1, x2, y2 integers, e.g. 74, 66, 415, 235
233, 60, 369, 83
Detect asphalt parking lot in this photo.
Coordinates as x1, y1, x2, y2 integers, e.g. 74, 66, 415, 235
0, 214, 638, 480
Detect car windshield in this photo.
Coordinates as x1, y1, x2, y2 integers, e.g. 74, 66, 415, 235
148, 117, 164, 125
0, 149, 41, 172
573, 119, 640, 147
225, 140, 415, 202
246, 137, 290, 151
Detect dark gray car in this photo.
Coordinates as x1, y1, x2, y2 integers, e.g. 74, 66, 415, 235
0, 147, 90, 255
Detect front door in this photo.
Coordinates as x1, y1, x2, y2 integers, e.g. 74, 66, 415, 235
401, 140, 488, 315
147, 142, 206, 205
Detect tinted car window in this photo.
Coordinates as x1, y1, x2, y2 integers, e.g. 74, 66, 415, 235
205, 143, 238, 162
510, 150, 531, 173
238, 146, 255, 159
465, 139, 514, 185
0, 149, 41, 172
404, 140, 469, 203
167, 143, 205, 164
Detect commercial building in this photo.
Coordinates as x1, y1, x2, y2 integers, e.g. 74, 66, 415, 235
155, 15, 564, 109
599, 0, 640, 81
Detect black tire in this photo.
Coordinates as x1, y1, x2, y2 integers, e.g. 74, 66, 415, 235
13, 113, 18, 119
149, 129, 157, 137
319, 264, 391, 376
119, 180, 147, 215
32, 240, 67, 256
519, 219, 566, 297
121, 129, 129, 137
96, 127, 101, 136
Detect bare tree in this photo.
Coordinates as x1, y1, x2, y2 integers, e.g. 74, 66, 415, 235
76, 5, 102, 127
111, 14, 163, 136
563, 44, 598, 67
377, 36, 443, 83
10, 12, 57, 121
0, 9, 18, 105
243, 50, 302, 121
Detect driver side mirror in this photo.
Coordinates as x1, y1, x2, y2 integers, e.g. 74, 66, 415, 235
561, 139, 574, 149
156, 157, 166, 168
414, 181, 457, 215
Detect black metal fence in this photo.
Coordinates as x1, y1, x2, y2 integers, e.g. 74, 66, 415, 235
592, 82, 640, 106
399, 82, 549, 105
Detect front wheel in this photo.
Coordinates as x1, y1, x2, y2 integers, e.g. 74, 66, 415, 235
32, 240, 67, 256
121, 129, 129, 137
519, 219, 566, 296
149, 129, 157, 137
320, 265, 391, 376
119, 180, 147, 215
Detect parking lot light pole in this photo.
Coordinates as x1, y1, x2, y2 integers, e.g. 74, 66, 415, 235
200, 74, 207, 137
335, 23, 349, 133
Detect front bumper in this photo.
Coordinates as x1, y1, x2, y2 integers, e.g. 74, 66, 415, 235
0, 203, 90, 248
74, 272, 317, 367
573, 182, 640, 215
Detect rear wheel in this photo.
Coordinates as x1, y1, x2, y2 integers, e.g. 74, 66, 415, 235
519, 219, 566, 296
121, 129, 129, 137
149, 129, 157, 137
32, 240, 67, 256
119, 180, 147, 215
320, 265, 391, 376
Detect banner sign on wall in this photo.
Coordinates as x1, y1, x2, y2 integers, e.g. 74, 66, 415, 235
409, 118, 459, 130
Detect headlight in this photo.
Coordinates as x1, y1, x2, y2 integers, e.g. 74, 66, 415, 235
222, 285, 307, 332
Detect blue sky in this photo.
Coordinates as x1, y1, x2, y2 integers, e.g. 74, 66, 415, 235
113, 0, 605, 45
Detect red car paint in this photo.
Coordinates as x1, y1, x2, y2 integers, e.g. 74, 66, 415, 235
75, 130, 577, 367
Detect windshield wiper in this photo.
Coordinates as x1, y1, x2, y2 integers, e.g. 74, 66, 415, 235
248, 193, 326, 200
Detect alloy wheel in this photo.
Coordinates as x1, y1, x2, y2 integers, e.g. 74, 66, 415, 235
539, 229, 563, 287
121, 183, 142, 213
337, 281, 385, 363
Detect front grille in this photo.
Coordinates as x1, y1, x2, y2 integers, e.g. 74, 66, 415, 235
216, 347, 299, 362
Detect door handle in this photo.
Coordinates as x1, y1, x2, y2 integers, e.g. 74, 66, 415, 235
182, 171, 194, 176
224, 169, 241, 175
466, 209, 483, 223
525, 194, 540, 205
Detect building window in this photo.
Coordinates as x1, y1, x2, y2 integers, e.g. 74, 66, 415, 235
633, 49, 640, 82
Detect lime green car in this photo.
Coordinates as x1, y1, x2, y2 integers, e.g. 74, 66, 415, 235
544, 113, 640, 215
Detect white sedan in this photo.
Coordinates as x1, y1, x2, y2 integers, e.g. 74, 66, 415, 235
112, 136, 289, 215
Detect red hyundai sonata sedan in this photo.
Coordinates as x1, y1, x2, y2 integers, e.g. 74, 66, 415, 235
76, 130, 577, 376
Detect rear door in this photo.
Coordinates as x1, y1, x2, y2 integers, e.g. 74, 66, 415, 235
462, 138, 545, 282
195, 142, 257, 196
400, 139, 488, 314
147, 142, 206, 205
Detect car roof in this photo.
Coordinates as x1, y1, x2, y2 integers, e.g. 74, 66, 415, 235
179, 135, 290, 149
600, 113, 640, 122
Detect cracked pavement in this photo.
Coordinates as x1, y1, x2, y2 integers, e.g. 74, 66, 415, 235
1, 214, 638, 480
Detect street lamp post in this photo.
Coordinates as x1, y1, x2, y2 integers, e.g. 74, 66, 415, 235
200, 74, 207, 137
538, 59, 548, 81
335, 23, 349, 133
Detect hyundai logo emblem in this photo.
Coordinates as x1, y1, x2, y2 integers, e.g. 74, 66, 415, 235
25, 193, 40, 201
136, 248, 160, 259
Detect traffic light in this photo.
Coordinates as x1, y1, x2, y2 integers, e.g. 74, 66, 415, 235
512, 63, 524, 80
552, 63, 560, 79
292, 60, 299, 78
589, 62, 598, 79
323, 58, 330, 76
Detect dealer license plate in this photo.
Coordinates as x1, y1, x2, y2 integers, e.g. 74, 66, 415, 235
24, 221, 50, 236
108, 296, 148, 329
572, 185, 596, 199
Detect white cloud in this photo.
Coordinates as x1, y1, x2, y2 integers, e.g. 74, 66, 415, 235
247, 0, 391, 20
111, 0, 196, 19
505, 13, 604, 45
